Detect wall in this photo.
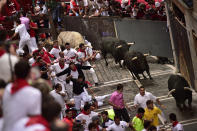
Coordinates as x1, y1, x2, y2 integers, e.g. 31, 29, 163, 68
62, 16, 173, 58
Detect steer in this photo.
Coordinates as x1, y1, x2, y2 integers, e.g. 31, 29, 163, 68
123, 51, 152, 80
101, 37, 134, 67
168, 74, 193, 111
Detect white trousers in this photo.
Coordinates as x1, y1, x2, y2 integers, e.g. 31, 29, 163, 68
30, 37, 38, 50
74, 92, 90, 110
17, 39, 36, 55
83, 61, 98, 83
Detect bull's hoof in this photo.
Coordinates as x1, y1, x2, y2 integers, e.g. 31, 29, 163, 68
150, 77, 153, 80
106, 63, 108, 66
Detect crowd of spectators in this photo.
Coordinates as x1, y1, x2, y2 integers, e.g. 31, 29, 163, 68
0, 0, 166, 30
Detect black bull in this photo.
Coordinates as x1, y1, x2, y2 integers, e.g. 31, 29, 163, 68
100, 37, 134, 67
123, 51, 152, 80
168, 74, 193, 110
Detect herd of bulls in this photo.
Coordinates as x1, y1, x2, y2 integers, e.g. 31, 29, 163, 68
100, 37, 193, 111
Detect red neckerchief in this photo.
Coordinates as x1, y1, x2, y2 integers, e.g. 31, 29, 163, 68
81, 110, 90, 115
25, 115, 50, 131
59, 63, 65, 69
65, 116, 73, 121
0, 49, 6, 58
85, 81, 93, 87
96, 126, 99, 131
78, 48, 86, 58
11, 78, 29, 94
53, 46, 59, 49
172, 121, 179, 127
71, 65, 77, 71
136, 114, 143, 119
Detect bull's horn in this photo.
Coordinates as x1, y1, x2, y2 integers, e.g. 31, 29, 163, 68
127, 42, 135, 45
167, 89, 176, 97
144, 53, 149, 56
184, 87, 193, 92
116, 45, 122, 49
132, 57, 138, 61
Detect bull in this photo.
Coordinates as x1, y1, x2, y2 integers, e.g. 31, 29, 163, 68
123, 51, 152, 80
57, 31, 85, 48
168, 74, 193, 110
101, 37, 134, 67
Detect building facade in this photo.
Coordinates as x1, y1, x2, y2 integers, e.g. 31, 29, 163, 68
166, 0, 197, 91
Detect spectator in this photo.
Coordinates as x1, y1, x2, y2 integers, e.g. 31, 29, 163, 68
134, 86, 165, 109
77, 43, 99, 86
56, 62, 92, 80
19, 11, 30, 30
109, 84, 130, 122
88, 122, 97, 131
2, 60, 41, 131
101, 111, 114, 128
63, 43, 78, 64
50, 83, 66, 119
32, 56, 49, 80
92, 115, 102, 130
0, 31, 18, 82
63, 108, 74, 131
49, 40, 61, 59
144, 100, 161, 129
10, 19, 35, 55
64, 78, 74, 99
13, 94, 63, 131
68, 74, 95, 111
29, 17, 38, 50
70, 0, 80, 16
76, 103, 98, 131
50, 57, 69, 89
132, 107, 145, 131
169, 113, 184, 131
142, 121, 151, 131
106, 115, 131, 131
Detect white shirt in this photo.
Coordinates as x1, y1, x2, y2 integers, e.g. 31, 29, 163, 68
103, 119, 114, 128
0, 53, 18, 82
50, 90, 65, 109
172, 123, 184, 131
106, 121, 129, 131
50, 47, 61, 59
134, 92, 157, 108
51, 63, 69, 81
15, 24, 30, 41
63, 48, 77, 62
77, 51, 90, 66
76, 111, 98, 130
2, 84, 41, 131
70, 70, 79, 79
12, 117, 47, 131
